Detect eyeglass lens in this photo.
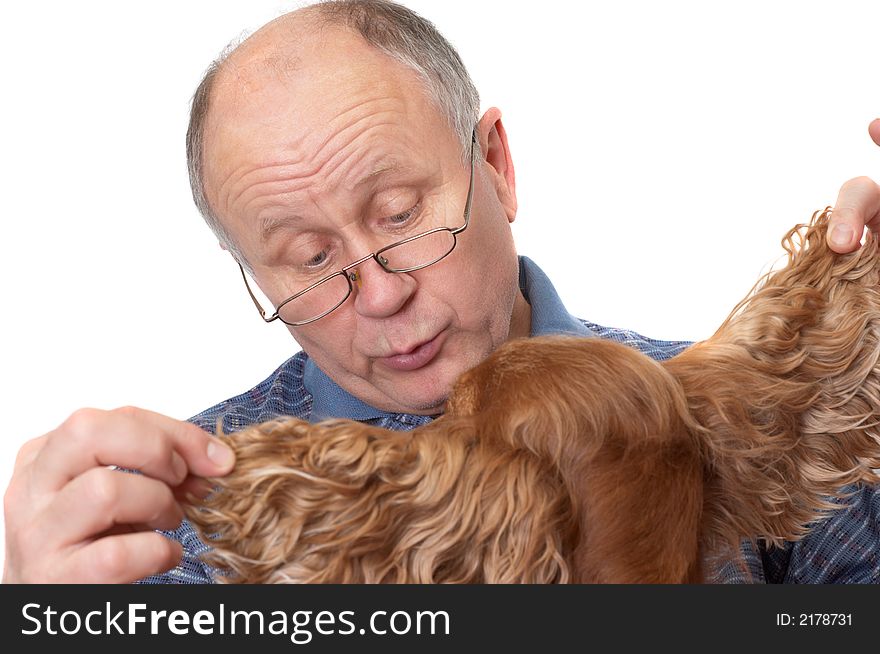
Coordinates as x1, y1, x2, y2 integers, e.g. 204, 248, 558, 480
277, 229, 457, 324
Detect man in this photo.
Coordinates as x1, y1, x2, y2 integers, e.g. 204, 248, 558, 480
4, 0, 880, 584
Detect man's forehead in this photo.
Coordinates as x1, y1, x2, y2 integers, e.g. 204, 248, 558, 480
204, 55, 449, 199
207, 24, 434, 147
257, 156, 423, 244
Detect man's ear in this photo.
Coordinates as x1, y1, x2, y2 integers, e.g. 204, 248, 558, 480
477, 107, 517, 223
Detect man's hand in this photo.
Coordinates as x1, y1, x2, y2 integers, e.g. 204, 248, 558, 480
2, 406, 235, 583
826, 119, 880, 253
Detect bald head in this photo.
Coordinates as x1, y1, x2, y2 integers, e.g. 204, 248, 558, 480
207, 7, 321, 103
204, 19, 424, 173
186, 0, 480, 268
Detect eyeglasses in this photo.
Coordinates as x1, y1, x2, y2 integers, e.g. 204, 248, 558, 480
239, 130, 478, 326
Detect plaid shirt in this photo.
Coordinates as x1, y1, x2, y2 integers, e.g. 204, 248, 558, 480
140, 256, 880, 584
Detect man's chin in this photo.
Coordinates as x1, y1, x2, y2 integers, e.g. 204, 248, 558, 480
374, 367, 459, 416
379, 343, 495, 415
382, 384, 449, 416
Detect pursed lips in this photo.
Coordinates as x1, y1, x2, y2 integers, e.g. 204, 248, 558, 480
373, 329, 448, 372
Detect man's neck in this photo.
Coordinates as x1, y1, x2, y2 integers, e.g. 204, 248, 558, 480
508, 290, 532, 340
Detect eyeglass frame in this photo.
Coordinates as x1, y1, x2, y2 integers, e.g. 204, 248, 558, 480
238, 129, 478, 327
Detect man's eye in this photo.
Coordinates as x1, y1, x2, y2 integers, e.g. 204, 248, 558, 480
387, 202, 420, 225
303, 250, 328, 268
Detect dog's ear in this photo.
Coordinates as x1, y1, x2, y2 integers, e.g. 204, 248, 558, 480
185, 417, 417, 583
183, 417, 325, 582
666, 211, 880, 564
186, 414, 577, 584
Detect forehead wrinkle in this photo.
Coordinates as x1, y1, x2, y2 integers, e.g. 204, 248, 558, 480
213, 85, 429, 249
317, 122, 406, 194
219, 96, 406, 215
257, 157, 419, 245
215, 159, 311, 228
218, 133, 413, 243
309, 98, 410, 182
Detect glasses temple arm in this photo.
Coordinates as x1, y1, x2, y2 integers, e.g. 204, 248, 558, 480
453, 131, 478, 235
239, 263, 277, 322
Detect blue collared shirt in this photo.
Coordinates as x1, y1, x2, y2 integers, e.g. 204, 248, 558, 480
140, 257, 880, 584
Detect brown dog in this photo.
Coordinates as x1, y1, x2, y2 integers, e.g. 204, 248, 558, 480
185, 208, 880, 583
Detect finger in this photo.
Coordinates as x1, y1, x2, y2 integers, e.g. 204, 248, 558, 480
4, 435, 52, 525
64, 532, 184, 584
30, 406, 234, 495
172, 475, 216, 504
96, 524, 137, 538
40, 468, 183, 547
870, 118, 880, 148
13, 434, 49, 471
5, 434, 50, 512
124, 407, 235, 477
97, 523, 180, 539
827, 176, 880, 253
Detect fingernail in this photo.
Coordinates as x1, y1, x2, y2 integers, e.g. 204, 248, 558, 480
206, 440, 234, 469
831, 223, 853, 247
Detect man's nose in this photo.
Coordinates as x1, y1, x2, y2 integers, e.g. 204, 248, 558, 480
349, 260, 417, 319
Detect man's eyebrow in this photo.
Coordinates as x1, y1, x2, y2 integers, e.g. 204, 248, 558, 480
260, 214, 302, 244
355, 159, 413, 185
258, 161, 417, 244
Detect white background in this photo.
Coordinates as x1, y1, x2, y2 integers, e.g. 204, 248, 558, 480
1, 0, 878, 573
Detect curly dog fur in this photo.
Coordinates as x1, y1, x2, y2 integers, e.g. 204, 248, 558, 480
184, 208, 880, 583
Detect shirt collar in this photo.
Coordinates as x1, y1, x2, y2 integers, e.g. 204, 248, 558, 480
303, 255, 596, 421
518, 255, 596, 338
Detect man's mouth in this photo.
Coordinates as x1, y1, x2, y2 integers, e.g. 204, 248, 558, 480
377, 331, 447, 372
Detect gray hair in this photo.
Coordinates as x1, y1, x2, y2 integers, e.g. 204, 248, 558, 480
185, 0, 481, 273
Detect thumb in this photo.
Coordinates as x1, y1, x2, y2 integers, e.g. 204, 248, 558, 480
870, 119, 880, 148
